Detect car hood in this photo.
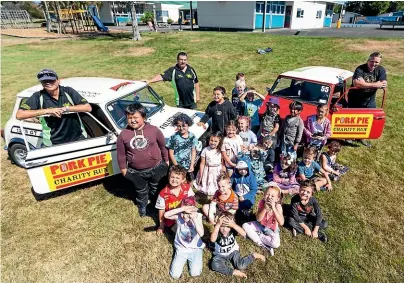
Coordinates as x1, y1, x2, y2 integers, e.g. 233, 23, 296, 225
147, 105, 208, 141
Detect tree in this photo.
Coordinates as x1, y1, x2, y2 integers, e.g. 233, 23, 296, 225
130, 2, 141, 41
387, 1, 404, 13
345, 1, 391, 16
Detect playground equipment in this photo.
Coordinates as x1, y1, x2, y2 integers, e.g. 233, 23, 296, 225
1, 9, 35, 29
87, 5, 108, 32
45, 3, 107, 34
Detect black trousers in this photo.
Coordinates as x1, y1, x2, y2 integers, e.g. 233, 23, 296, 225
125, 162, 168, 207
288, 216, 328, 234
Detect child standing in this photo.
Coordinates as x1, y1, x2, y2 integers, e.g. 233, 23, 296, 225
232, 159, 258, 216
272, 153, 300, 195
198, 86, 237, 133
237, 116, 257, 150
288, 180, 328, 242
232, 77, 248, 116
155, 165, 195, 235
202, 172, 239, 224
167, 114, 198, 181
239, 88, 266, 133
243, 182, 284, 256
320, 141, 349, 181
211, 212, 266, 278
280, 101, 304, 159
304, 104, 331, 151
221, 120, 244, 177
197, 131, 224, 197
259, 97, 281, 141
298, 147, 332, 192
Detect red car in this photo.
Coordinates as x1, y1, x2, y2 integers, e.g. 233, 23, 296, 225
258, 66, 386, 140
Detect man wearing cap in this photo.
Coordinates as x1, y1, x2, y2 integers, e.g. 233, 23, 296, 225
347, 51, 387, 147
16, 69, 92, 146
146, 52, 200, 109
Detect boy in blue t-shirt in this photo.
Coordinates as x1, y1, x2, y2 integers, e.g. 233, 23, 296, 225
167, 114, 198, 182
298, 147, 332, 192
239, 88, 266, 133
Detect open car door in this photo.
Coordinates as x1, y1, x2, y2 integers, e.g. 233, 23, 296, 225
329, 88, 386, 139
22, 113, 120, 194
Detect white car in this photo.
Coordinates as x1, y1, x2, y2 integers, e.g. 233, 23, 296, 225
2, 77, 209, 195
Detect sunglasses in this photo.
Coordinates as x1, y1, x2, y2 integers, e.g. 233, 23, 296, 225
37, 72, 57, 79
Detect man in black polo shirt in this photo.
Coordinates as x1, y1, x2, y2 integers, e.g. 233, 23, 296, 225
147, 52, 200, 109
347, 52, 387, 147
16, 69, 92, 147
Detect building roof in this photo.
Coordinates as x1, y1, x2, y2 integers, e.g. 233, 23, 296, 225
17, 77, 147, 104
280, 66, 353, 85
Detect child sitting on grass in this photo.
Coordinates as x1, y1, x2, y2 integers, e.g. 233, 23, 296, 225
202, 172, 239, 224
155, 165, 195, 235
165, 197, 205, 279
232, 159, 258, 218
298, 147, 332, 192
288, 180, 328, 242
272, 153, 300, 196
211, 212, 266, 279
243, 182, 284, 256
320, 141, 349, 181
167, 114, 198, 182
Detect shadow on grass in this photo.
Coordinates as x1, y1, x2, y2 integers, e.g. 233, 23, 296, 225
31, 178, 105, 201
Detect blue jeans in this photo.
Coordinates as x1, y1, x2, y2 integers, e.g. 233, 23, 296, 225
170, 248, 203, 279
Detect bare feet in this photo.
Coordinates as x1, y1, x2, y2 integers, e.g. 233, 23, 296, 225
253, 252, 266, 262
233, 269, 247, 278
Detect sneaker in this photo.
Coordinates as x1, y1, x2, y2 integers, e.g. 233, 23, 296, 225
269, 247, 274, 256
292, 228, 297, 237
357, 139, 371, 147
318, 232, 328, 243
138, 205, 147, 217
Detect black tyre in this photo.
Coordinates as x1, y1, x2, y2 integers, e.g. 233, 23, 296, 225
8, 143, 27, 168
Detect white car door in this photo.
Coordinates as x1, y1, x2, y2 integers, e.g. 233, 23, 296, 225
22, 113, 120, 195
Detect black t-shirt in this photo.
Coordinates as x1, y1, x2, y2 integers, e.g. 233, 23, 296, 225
200, 99, 237, 133
348, 64, 387, 108
161, 64, 198, 107
290, 195, 323, 226
19, 86, 88, 145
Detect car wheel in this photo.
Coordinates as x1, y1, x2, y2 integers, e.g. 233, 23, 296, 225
9, 143, 27, 168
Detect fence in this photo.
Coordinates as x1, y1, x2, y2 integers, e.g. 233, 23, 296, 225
1, 9, 35, 29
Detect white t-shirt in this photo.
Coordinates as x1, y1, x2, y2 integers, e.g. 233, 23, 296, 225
221, 135, 243, 167
174, 213, 205, 250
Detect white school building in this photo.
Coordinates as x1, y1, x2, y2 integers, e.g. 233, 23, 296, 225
198, 1, 336, 31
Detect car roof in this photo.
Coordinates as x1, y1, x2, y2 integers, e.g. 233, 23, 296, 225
280, 66, 353, 85
16, 77, 148, 104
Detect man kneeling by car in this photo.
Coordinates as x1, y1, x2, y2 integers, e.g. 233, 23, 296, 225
16, 69, 92, 147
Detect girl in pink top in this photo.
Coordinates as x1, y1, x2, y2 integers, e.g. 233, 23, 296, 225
242, 183, 284, 256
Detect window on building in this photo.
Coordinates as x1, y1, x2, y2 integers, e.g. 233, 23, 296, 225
267, 1, 285, 15
156, 10, 169, 17
256, 2, 264, 13
297, 8, 304, 18
316, 10, 322, 19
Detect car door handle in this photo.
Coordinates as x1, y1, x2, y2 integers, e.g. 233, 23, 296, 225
374, 116, 386, 120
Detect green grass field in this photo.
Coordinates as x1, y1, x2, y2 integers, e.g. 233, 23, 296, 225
1, 32, 404, 283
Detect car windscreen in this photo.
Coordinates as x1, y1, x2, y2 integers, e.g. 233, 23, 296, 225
106, 86, 163, 129
270, 77, 331, 105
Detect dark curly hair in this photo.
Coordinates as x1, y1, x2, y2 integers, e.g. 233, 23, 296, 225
172, 113, 193, 127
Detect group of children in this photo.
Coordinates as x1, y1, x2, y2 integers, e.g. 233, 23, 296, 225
155, 73, 350, 279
